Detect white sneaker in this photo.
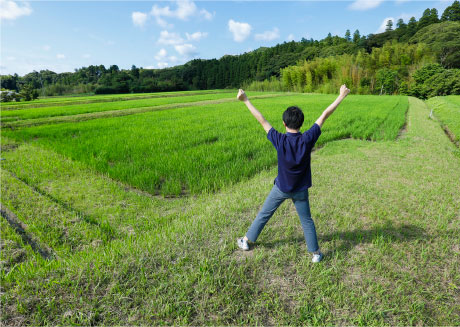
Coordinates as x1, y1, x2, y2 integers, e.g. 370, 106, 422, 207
312, 251, 323, 263
237, 237, 249, 251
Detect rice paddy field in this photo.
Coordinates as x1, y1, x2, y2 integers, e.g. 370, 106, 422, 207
1, 91, 459, 325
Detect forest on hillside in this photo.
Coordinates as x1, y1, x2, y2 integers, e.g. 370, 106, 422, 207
1, 0, 460, 101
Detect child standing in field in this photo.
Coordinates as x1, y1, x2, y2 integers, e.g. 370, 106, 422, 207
236, 85, 350, 262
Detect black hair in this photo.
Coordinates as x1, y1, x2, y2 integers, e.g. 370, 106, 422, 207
282, 106, 304, 130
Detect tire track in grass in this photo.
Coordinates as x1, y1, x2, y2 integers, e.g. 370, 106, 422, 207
2, 93, 287, 129
3, 168, 118, 241
0, 203, 54, 260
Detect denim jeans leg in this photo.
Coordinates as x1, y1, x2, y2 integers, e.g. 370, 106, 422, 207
246, 185, 287, 242
292, 191, 319, 252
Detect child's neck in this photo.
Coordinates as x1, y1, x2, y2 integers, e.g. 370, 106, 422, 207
285, 127, 300, 133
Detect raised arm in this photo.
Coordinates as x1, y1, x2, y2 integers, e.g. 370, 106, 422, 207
315, 84, 350, 128
237, 89, 272, 133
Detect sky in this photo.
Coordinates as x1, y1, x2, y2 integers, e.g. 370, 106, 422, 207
0, 0, 453, 76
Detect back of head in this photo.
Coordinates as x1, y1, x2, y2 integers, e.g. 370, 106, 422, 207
283, 106, 304, 130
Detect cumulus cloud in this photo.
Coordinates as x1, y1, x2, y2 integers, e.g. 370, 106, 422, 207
174, 43, 197, 57
150, 0, 213, 27
56, 54, 66, 59
157, 62, 169, 69
42, 45, 51, 51
82, 54, 91, 59
155, 48, 168, 61
376, 17, 395, 33
0, 0, 32, 20
158, 30, 184, 45
255, 27, 280, 41
186, 31, 208, 41
228, 19, 252, 42
287, 34, 295, 41
132, 11, 147, 27
349, 0, 384, 11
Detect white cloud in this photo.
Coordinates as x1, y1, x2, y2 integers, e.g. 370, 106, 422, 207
255, 27, 280, 41
158, 30, 184, 45
155, 48, 168, 61
200, 9, 214, 20
150, 0, 212, 27
82, 54, 91, 59
56, 54, 66, 59
6, 56, 15, 61
228, 19, 252, 42
0, 0, 32, 20
157, 62, 169, 69
376, 17, 395, 33
287, 34, 295, 41
132, 11, 147, 27
186, 31, 208, 41
174, 43, 197, 57
349, 0, 384, 11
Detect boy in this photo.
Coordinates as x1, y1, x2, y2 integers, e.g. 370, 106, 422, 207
236, 85, 350, 263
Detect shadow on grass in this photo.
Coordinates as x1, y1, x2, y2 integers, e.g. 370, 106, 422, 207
256, 223, 426, 255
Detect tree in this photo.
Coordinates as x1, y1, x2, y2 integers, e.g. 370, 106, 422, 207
396, 18, 406, 29
430, 8, 440, 24
410, 21, 460, 68
353, 29, 360, 44
418, 8, 439, 29
19, 84, 38, 101
407, 17, 418, 35
345, 29, 351, 41
441, 0, 460, 21
385, 19, 393, 32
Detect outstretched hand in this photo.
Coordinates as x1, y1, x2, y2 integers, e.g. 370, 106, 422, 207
340, 84, 351, 98
237, 89, 248, 101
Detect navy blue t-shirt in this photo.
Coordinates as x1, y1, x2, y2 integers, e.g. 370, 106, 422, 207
267, 123, 321, 193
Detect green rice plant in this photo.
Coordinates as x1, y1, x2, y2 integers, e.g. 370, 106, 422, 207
0, 92, 256, 122
1, 89, 233, 110
426, 95, 460, 143
3, 94, 407, 196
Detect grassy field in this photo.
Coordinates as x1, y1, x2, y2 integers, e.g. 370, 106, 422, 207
426, 95, 460, 145
1, 92, 459, 325
2, 94, 406, 195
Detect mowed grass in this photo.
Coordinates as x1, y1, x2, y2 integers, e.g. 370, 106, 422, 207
426, 95, 460, 144
2, 94, 407, 195
0, 96, 458, 325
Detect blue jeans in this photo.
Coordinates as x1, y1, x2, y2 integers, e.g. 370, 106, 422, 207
246, 184, 319, 252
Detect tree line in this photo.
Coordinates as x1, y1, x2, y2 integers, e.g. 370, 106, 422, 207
1, 0, 459, 101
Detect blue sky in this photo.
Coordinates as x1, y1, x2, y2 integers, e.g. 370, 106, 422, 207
0, 0, 453, 76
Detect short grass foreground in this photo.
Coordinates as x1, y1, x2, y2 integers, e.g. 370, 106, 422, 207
1, 93, 459, 325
